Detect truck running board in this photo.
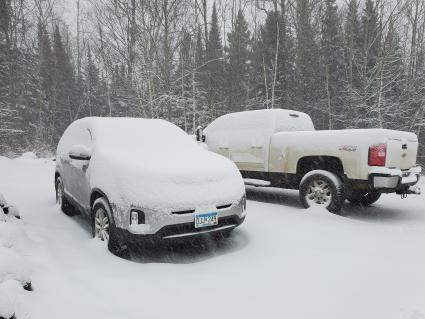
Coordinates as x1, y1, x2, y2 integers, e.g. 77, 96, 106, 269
243, 178, 271, 187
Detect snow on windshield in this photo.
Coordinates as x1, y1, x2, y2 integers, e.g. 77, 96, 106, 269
92, 118, 195, 151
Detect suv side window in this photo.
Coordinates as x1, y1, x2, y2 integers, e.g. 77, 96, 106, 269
71, 127, 92, 149
79, 128, 92, 148
57, 125, 92, 158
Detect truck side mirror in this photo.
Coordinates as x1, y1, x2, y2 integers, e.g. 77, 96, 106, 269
195, 126, 205, 142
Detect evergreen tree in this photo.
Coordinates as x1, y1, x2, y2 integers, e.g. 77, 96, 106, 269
226, 9, 251, 112
38, 24, 54, 98
85, 45, 101, 116
382, 17, 407, 129
37, 23, 56, 144
344, 0, 362, 89
53, 25, 76, 140
343, 0, 363, 128
295, 0, 320, 116
194, 26, 206, 92
321, 0, 344, 129
110, 64, 138, 117
174, 29, 193, 130
195, 27, 204, 71
205, 2, 224, 118
361, 0, 380, 74
0, 0, 14, 152
255, 5, 295, 110
192, 26, 208, 130
360, 0, 381, 127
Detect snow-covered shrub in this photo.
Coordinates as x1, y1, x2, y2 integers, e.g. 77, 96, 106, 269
0, 207, 33, 318
19, 152, 37, 159
0, 194, 5, 207
0, 209, 33, 293
0, 280, 24, 319
0, 222, 30, 250
5, 207, 19, 220
0, 287, 14, 319
0, 193, 20, 221
0, 248, 31, 288
0, 207, 5, 223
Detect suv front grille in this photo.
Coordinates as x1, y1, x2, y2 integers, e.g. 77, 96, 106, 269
172, 209, 195, 215
159, 215, 239, 238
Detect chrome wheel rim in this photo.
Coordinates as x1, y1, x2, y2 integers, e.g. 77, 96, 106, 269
56, 182, 63, 206
306, 179, 332, 206
94, 207, 110, 242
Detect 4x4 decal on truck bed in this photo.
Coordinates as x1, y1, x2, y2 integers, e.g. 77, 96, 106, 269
339, 145, 358, 152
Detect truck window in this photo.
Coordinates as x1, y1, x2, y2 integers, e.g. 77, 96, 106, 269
275, 112, 315, 132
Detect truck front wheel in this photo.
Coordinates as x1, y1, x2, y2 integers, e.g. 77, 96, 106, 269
299, 170, 345, 214
347, 190, 381, 206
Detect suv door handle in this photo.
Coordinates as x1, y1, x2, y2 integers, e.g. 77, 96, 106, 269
219, 147, 229, 150
251, 146, 263, 149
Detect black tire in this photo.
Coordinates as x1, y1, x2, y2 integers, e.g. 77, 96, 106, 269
92, 197, 129, 258
299, 170, 345, 215
55, 177, 77, 216
347, 190, 381, 206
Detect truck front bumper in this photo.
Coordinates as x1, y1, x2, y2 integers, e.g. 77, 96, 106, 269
369, 166, 421, 194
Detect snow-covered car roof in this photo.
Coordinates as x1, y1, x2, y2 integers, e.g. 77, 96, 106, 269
86, 117, 195, 150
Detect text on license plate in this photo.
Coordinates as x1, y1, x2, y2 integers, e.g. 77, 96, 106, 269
194, 212, 218, 228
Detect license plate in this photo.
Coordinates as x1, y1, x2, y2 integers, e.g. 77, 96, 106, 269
194, 212, 218, 228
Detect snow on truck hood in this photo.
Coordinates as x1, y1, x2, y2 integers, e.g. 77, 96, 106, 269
88, 118, 244, 211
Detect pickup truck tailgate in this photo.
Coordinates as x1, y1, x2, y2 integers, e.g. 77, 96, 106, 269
385, 131, 418, 169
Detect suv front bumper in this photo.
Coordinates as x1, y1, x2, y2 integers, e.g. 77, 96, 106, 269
115, 214, 245, 245
113, 197, 246, 244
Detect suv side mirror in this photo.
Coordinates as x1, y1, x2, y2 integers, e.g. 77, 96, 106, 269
195, 126, 205, 143
69, 144, 92, 161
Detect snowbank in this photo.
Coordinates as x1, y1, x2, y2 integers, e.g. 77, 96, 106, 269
0, 248, 31, 286
0, 194, 34, 318
0, 193, 6, 207
20, 152, 37, 159
0, 287, 14, 319
0, 192, 20, 221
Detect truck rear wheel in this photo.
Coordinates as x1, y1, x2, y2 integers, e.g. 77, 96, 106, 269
299, 170, 345, 215
347, 190, 381, 206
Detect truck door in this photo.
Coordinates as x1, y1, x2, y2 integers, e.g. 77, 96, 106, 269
217, 136, 231, 159
231, 133, 266, 172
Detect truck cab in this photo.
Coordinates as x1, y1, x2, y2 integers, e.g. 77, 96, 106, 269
203, 109, 314, 172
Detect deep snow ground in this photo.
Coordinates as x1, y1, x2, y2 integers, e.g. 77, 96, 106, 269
0, 156, 424, 319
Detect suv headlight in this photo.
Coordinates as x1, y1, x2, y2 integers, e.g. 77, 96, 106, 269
238, 194, 246, 211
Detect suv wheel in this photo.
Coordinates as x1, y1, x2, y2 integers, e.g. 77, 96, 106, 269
92, 197, 129, 258
55, 177, 77, 216
299, 170, 345, 215
347, 190, 381, 206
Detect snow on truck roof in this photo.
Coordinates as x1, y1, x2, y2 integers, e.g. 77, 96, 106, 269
205, 109, 314, 132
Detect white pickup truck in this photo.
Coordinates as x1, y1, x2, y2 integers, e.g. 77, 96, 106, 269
197, 109, 421, 214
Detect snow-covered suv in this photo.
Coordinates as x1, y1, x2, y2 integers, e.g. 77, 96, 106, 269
55, 118, 246, 254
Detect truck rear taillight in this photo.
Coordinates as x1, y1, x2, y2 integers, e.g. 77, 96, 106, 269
368, 143, 387, 166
